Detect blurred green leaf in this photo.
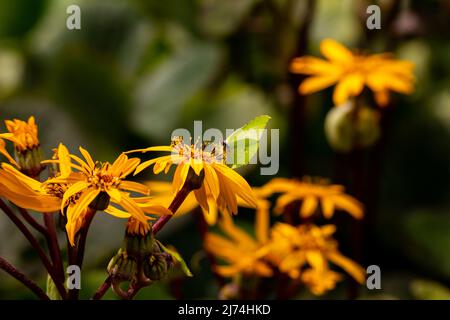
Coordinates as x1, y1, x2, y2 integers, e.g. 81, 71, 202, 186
158, 241, 193, 277
198, 0, 260, 37
46, 273, 62, 300
131, 42, 222, 141
403, 211, 450, 280
410, 279, 450, 300
0, 0, 47, 39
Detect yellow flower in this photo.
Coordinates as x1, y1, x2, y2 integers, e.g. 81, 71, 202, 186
128, 137, 257, 221
0, 116, 39, 152
290, 38, 415, 107
145, 180, 268, 226
268, 223, 365, 294
261, 177, 363, 219
44, 145, 170, 244
205, 214, 272, 278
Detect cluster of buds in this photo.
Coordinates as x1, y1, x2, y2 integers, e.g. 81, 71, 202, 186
107, 218, 179, 299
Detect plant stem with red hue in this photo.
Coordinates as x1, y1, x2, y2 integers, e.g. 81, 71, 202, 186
0, 199, 67, 299
92, 275, 112, 300
152, 185, 192, 235
43, 214, 65, 282
0, 256, 50, 300
68, 208, 97, 300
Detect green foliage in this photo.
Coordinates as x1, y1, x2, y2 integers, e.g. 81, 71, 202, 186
410, 279, 450, 300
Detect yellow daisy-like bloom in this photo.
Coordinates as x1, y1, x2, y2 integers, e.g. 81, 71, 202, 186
204, 213, 272, 278
268, 223, 365, 293
44, 145, 170, 245
290, 38, 415, 107
0, 116, 39, 152
128, 137, 257, 220
261, 177, 363, 220
145, 180, 268, 226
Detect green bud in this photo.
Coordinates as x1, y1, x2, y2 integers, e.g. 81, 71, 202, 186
143, 251, 174, 281
324, 101, 381, 153
15, 146, 45, 178
107, 248, 137, 281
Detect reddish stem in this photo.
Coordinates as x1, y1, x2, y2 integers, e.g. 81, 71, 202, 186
152, 185, 192, 235
0, 256, 50, 300
0, 199, 67, 299
92, 276, 112, 300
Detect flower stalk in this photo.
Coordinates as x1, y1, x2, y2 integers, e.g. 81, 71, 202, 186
152, 168, 204, 235
0, 198, 67, 299
0, 256, 50, 300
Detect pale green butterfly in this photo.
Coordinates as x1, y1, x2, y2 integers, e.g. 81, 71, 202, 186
225, 115, 271, 169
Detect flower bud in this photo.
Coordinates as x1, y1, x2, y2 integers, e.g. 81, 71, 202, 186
15, 146, 45, 178
143, 250, 174, 281
107, 248, 137, 282
324, 101, 380, 153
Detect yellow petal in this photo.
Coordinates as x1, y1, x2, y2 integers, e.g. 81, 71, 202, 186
125, 146, 172, 154
120, 180, 150, 195
69, 188, 100, 227
299, 74, 339, 95
332, 73, 365, 106
173, 163, 190, 192
203, 165, 220, 200
79, 146, 95, 169
116, 193, 148, 224
290, 56, 338, 75
332, 194, 364, 219
300, 195, 318, 218
106, 188, 122, 203
327, 251, 365, 284
255, 200, 270, 243
213, 164, 257, 208
321, 197, 335, 219
61, 180, 90, 212
219, 214, 256, 248
203, 196, 218, 226
0, 139, 19, 167
305, 251, 326, 271
374, 90, 390, 107
141, 204, 171, 216
1, 163, 42, 190
190, 157, 203, 176
194, 185, 210, 213
56, 143, 72, 178
320, 38, 354, 64
104, 205, 132, 218
134, 157, 162, 175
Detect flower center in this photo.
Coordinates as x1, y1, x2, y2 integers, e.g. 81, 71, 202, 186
171, 136, 226, 164
88, 163, 121, 190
